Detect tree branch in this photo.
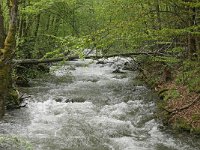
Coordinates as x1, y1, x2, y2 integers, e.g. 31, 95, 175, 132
163, 95, 200, 114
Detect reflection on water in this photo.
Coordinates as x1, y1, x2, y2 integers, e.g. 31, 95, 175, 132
0, 57, 199, 150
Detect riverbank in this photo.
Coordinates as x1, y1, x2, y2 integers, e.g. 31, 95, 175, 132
140, 59, 200, 134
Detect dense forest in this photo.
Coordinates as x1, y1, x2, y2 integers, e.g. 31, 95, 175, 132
0, 0, 200, 135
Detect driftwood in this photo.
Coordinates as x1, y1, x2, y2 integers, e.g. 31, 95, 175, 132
13, 52, 166, 65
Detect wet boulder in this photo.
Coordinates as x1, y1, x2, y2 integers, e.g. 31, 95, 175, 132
65, 97, 86, 103
54, 97, 63, 102
113, 74, 127, 79
68, 65, 76, 70
96, 58, 115, 66
122, 61, 138, 71
15, 76, 30, 87
37, 63, 50, 73
96, 60, 106, 65
54, 97, 86, 103
6, 89, 22, 110
112, 68, 125, 74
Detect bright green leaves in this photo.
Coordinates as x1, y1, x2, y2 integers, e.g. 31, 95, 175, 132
179, 1, 200, 8
43, 35, 89, 59
15, 0, 200, 59
21, 0, 55, 15
176, 60, 200, 92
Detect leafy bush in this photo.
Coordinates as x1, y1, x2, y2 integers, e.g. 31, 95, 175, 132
176, 60, 200, 92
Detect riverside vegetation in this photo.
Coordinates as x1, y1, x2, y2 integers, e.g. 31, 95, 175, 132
0, 0, 200, 137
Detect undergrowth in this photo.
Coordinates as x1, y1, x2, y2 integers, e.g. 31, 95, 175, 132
138, 55, 200, 134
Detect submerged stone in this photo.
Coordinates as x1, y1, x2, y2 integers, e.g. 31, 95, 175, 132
65, 97, 86, 103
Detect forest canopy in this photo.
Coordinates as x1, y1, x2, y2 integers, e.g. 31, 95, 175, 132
0, 0, 199, 59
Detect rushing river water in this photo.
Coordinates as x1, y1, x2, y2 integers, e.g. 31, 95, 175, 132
0, 57, 200, 150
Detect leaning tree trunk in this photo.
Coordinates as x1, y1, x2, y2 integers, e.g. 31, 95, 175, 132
0, 3, 6, 118
0, 0, 18, 118
0, 3, 5, 48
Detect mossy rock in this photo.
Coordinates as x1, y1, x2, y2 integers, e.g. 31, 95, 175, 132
190, 127, 200, 134
173, 118, 191, 132
157, 110, 170, 125
6, 89, 21, 109
37, 64, 50, 72
15, 76, 30, 87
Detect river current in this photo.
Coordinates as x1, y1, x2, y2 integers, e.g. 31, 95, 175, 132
0, 57, 199, 150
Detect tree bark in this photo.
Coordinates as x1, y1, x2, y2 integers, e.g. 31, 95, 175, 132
184, 1, 197, 58
0, 3, 6, 118
0, 3, 5, 48
53, 17, 60, 36
0, 65, 9, 118
18, 0, 26, 38
34, 14, 41, 37
0, 0, 18, 118
155, 0, 162, 30
46, 14, 51, 32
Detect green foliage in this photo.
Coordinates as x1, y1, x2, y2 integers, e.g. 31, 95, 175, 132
160, 89, 181, 101
42, 35, 89, 59
11, 0, 200, 98
16, 37, 36, 59
14, 0, 200, 59
43, 49, 63, 59
17, 34, 90, 59
176, 60, 200, 92
168, 47, 184, 53
173, 118, 191, 131
0, 135, 33, 150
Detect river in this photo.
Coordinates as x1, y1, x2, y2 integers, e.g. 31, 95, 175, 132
0, 57, 199, 150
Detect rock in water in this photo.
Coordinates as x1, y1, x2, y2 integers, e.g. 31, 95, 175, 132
15, 76, 30, 87
112, 68, 125, 74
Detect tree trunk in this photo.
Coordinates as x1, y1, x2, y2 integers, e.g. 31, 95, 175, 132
184, 1, 197, 58
0, 0, 18, 118
46, 14, 51, 32
155, 0, 162, 30
188, 7, 197, 58
0, 3, 6, 118
0, 3, 5, 48
18, 0, 26, 38
34, 14, 41, 37
0, 62, 10, 117
53, 17, 60, 36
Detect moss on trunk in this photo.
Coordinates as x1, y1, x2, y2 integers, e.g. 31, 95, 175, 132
0, 0, 18, 118
0, 62, 9, 117
0, 4, 5, 49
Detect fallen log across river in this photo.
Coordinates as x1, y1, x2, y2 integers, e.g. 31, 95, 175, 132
13, 52, 167, 65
